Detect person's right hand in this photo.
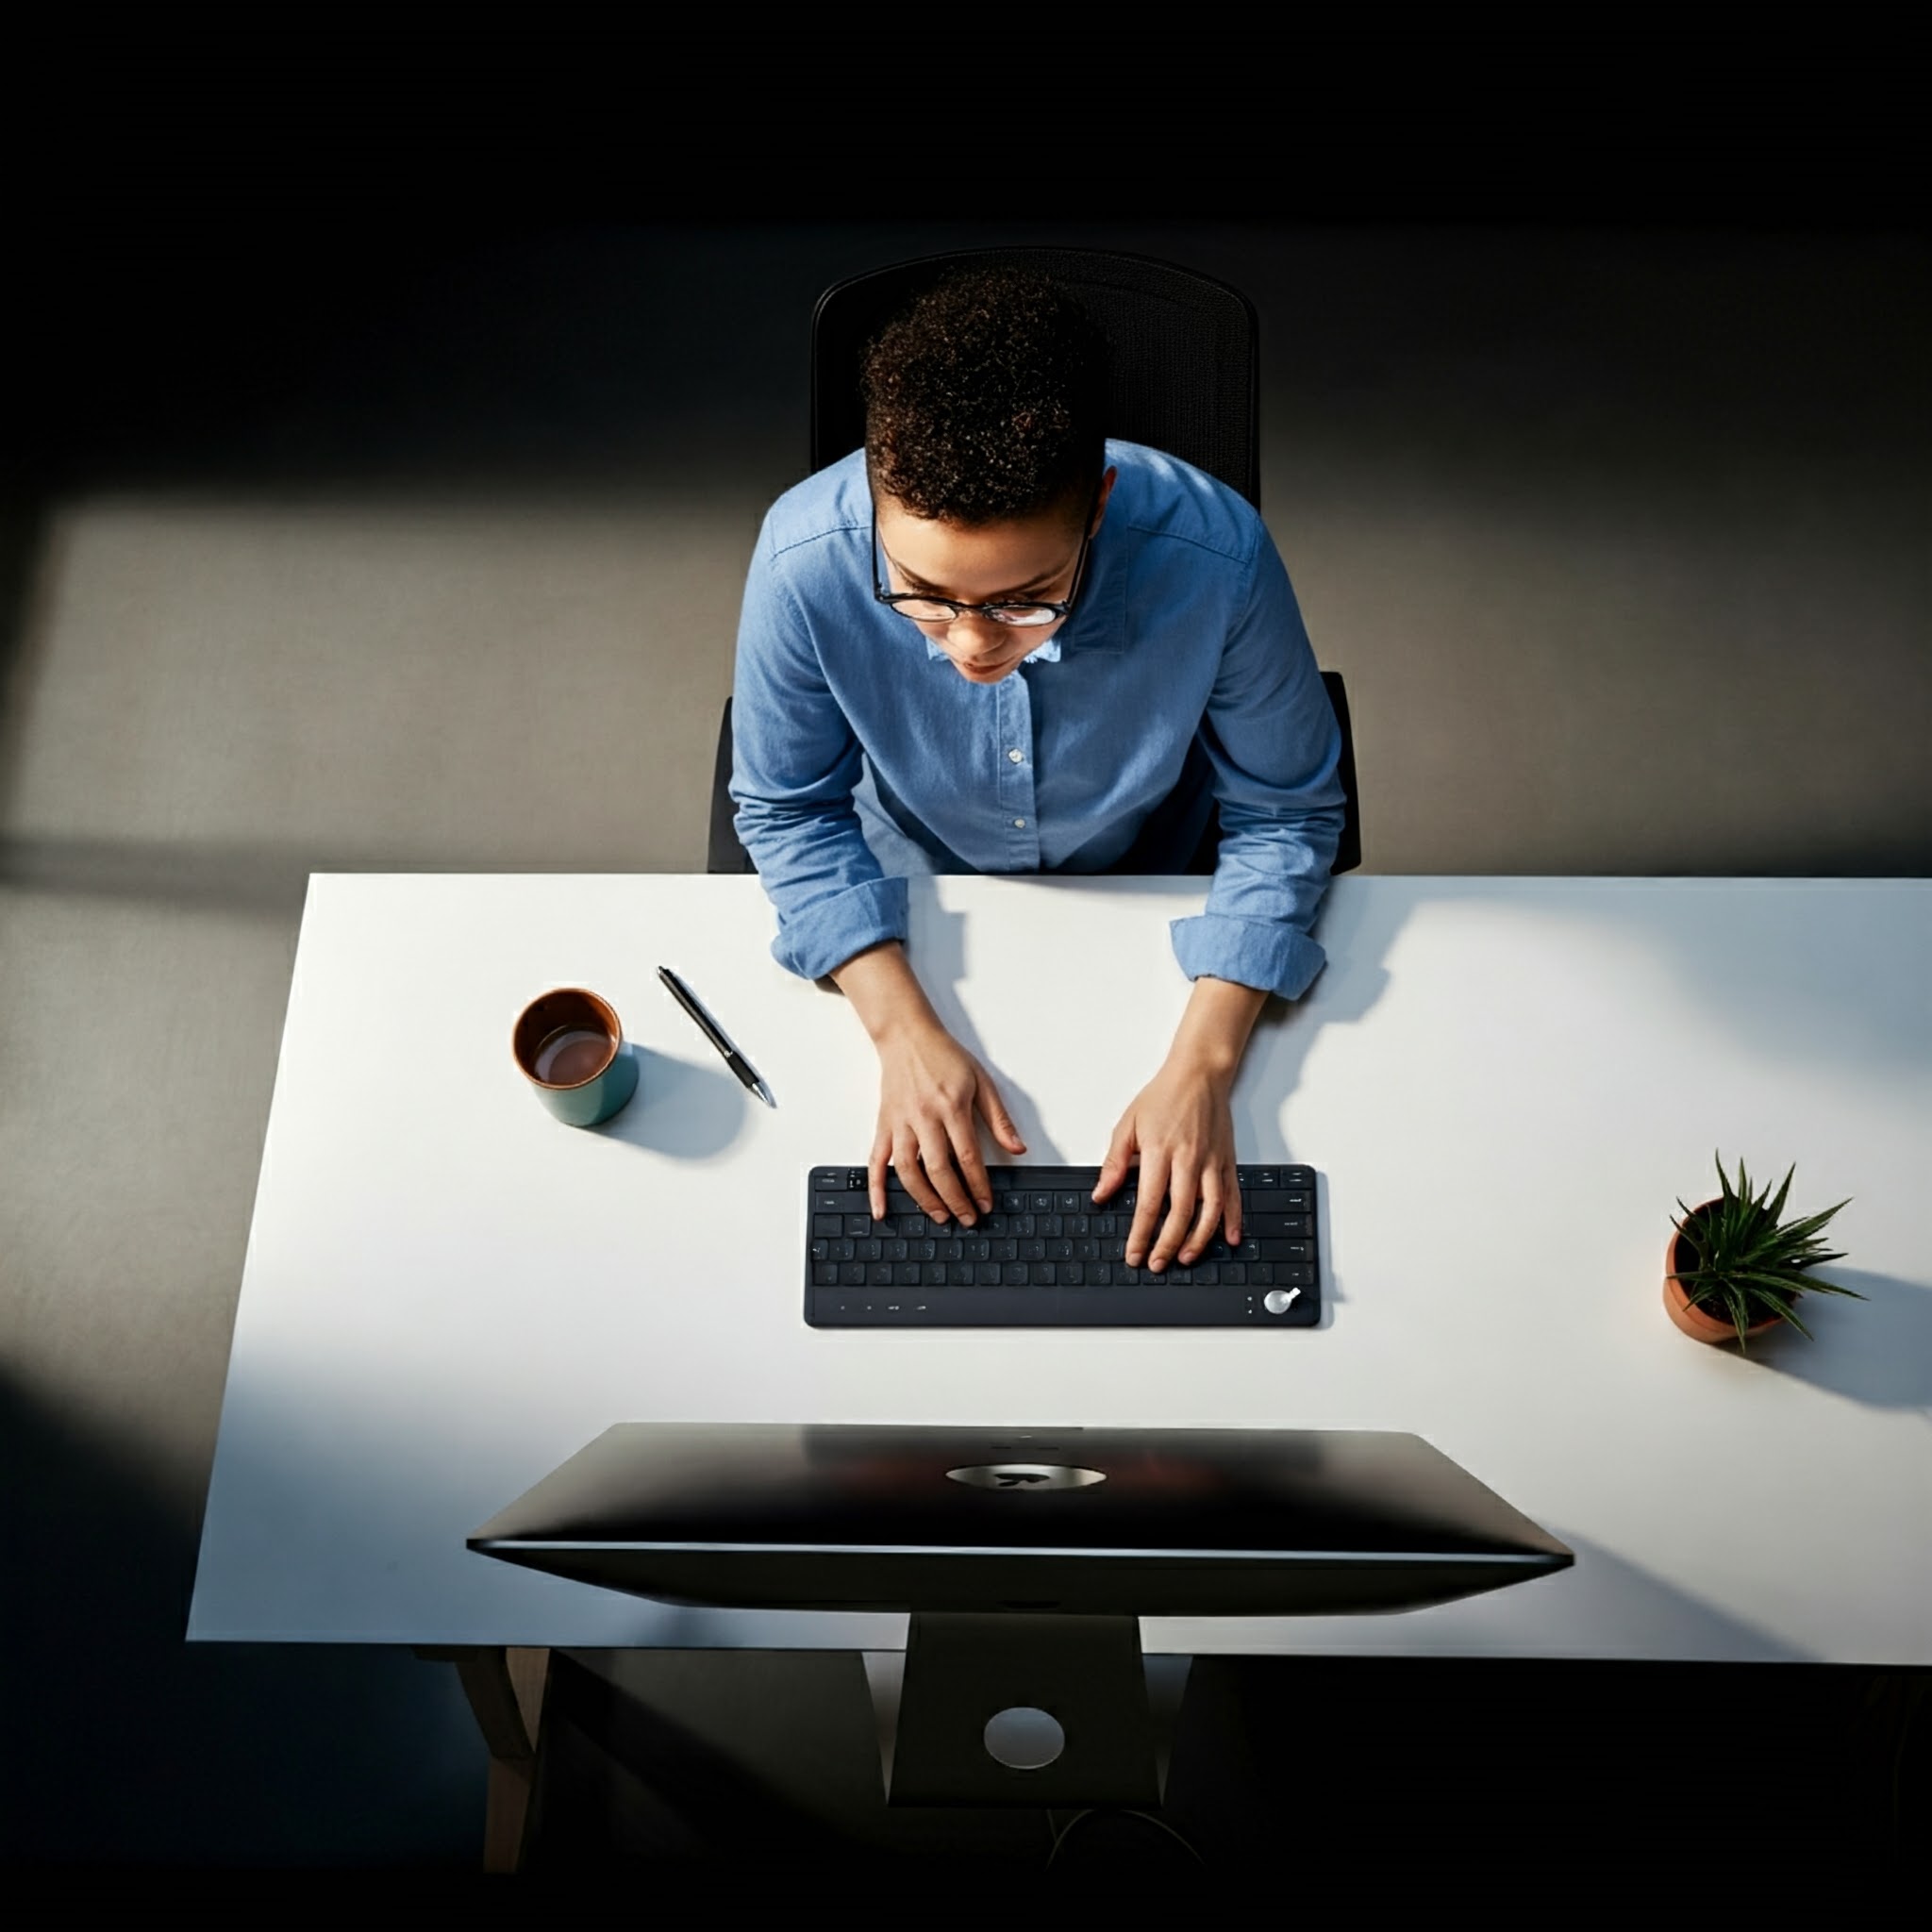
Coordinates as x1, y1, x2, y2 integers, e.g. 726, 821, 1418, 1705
870, 1015, 1026, 1226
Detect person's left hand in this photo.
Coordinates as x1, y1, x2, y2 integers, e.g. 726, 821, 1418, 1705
1093, 1054, 1243, 1273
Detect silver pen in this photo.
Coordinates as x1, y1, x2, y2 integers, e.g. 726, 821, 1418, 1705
657, 966, 775, 1108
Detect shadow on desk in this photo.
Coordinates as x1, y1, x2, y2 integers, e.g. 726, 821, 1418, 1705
1746, 1269, 1932, 1411
590, 1049, 749, 1159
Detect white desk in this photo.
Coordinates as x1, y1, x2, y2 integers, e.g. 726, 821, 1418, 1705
190, 874, 1932, 1665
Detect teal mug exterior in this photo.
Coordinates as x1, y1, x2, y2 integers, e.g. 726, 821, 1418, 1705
512, 988, 641, 1126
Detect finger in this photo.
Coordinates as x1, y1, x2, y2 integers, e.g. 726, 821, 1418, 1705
869, 1127, 891, 1222
892, 1136, 948, 1223
949, 1113, 992, 1221
1223, 1159, 1243, 1248
917, 1124, 977, 1225
977, 1073, 1027, 1158
1180, 1173, 1224, 1265
1126, 1153, 1170, 1268
1093, 1117, 1136, 1204
1149, 1167, 1200, 1274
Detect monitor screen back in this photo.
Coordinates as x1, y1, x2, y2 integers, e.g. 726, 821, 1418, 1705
469, 1425, 1573, 1617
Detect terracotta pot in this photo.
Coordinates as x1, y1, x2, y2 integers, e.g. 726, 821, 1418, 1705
1664, 1200, 1784, 1345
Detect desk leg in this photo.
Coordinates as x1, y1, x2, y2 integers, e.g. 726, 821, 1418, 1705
415, 1645, 550, 1873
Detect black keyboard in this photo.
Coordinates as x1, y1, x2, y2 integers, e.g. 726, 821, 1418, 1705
804, 1165, 1320, 1328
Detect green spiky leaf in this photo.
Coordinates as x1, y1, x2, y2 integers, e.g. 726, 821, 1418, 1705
1672, 1156, 1855, 1339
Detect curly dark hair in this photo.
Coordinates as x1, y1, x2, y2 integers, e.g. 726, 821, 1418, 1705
862, 267, 1109, 525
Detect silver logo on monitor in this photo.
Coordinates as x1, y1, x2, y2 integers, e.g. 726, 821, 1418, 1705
946, 1463, 1107, 1491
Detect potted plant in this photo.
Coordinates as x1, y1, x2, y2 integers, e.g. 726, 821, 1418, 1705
1665, 1154, 1858, 1349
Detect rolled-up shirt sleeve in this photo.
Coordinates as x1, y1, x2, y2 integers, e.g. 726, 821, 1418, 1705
1169, 531, 1346, 1000
728, 521, 909, 981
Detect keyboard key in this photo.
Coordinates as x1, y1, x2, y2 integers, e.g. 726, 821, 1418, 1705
894, 1264, 921, 1287
813, 1214, 844, 1238
1063, 1264, 1084, 1286
810, 1240, 829, 1260
1002, 1263, 1030, 1286
868, 1264, 893, 1288
1036, 1263, 1057, 1286
841, 1263, 866, 1288
949, 1264, 974, 1287
1224, 1264, 1246, 1286
1248, 1213, 1313, 1238
845, 1215, 869, 1237
976, 1263, 1002, 1287
813, 1263, 838, 1286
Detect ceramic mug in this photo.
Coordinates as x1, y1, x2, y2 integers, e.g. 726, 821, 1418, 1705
512, 988, 640, 1126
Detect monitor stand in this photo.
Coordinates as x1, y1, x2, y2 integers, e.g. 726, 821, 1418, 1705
865, 1612, 1185, 1807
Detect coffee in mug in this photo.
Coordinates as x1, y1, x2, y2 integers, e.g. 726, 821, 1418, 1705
512, 988, 640, 1126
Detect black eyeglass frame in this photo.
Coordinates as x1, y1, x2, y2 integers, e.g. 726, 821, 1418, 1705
871, 477, 1104, 630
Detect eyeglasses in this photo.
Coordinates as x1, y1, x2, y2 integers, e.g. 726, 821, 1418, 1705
872, 482, 1101, 630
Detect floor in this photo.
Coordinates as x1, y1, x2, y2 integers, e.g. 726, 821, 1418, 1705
3, 218, 1926, 1874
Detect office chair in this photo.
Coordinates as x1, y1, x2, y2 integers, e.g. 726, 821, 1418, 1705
708, 247, 1362, 877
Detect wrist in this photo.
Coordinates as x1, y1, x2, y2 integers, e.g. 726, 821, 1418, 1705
1165, 1037, 1241, 1087
1168, 975, 1266, 1082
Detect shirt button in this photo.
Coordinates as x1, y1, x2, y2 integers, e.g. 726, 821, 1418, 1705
1008, 748, 1024, 763
1012, 818, 1026, 829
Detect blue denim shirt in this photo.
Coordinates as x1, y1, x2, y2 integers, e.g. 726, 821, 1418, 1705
729, 441, 1345, 998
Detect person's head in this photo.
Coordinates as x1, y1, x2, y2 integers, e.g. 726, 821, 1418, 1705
863, 267, 1116, 685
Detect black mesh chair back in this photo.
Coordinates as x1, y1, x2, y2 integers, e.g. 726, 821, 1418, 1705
810, 247, 1260, 507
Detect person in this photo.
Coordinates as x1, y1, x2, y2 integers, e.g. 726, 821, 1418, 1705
729, 267, 1345, 1277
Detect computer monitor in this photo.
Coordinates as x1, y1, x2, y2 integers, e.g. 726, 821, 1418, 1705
471, 1424, 1572, 1805
470, 1423, 1571, 1614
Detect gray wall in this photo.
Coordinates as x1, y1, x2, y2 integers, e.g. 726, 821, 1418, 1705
3, 222, 1925, 1863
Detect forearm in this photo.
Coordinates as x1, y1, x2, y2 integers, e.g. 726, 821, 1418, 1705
831, 941, 941, 1049
1166, 974, 1268, 1081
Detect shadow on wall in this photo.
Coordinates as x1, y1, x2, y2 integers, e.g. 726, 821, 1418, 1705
0, 1372, 483, 1866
